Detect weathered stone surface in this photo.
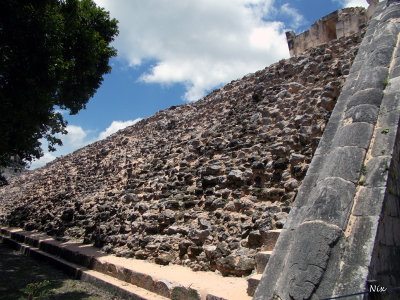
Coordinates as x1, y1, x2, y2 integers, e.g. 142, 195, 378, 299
155, 279, 172, 297
320, 147, 366, 183
255, 251, 271, 274
247, 274, 262, 297
332, 122, 374, 149
256, 2, 400, 299
345, 104, 379, 124
352, 187, 386, 217
280, 222, 342, 300
346, 88, 383, 109
0, 26, 366, 277
307, 177, 356, 229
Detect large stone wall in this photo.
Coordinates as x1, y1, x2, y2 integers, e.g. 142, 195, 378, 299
0, 29, 364, 278
286, 6, 374, 57
255, 1, 400, 299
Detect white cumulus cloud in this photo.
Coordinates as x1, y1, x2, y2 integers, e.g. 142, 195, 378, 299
94, 0, 292, 101
334, 0, 369, 8
280, 3, 306, 29
98, 119, 142, 140
65, 125, 88, 148
29, 152, 57, 170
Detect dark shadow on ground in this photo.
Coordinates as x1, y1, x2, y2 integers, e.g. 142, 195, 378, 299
0, 241, 121, 300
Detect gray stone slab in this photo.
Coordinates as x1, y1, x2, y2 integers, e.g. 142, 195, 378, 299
284, 206, 312, 229
320, 147, 366, 183
306, 177, 356, 230
349, 60, 363, 73
277, 221, 342, 300
314, 235, 345, 299
354, 66, 389, 91
390, 58, 400, 79
352, 187, 386, 217
364, 45, 395, 68
333, 216, 379, 297
345, 104, 379, 124
346, 88, 383, 109
293, 173, 319, 208
306, 154, 326, 175
315, 121, 342, 156
332, 123, 374, 149
365, 156, 391, 187
371, 126, 398, 156
380, 90, 400, 113
378, 106, 400, 127
381, 3, 400, 22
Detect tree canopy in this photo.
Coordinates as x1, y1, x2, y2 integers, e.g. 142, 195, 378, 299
0, 0, 118, 168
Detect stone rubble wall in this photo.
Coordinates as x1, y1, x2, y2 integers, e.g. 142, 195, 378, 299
0, 31, 364, 277
286, 7, 369, 57
254, 1, 400, 299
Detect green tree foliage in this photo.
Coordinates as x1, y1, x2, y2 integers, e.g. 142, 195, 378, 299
0, 0, 118, 168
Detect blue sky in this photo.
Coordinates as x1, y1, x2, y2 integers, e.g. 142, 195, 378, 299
30, 0, 370, 169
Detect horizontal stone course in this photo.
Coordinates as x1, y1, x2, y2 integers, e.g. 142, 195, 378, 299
0, 227, 251, 300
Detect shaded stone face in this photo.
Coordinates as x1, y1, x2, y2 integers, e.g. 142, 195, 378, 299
0, 28, 365, 276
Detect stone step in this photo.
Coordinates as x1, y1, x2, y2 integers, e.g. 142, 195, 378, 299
0, 227, 251, 300
245, 229, 283, 297
255, 250, 273, 274
246, 274, 262, 297
0, 234, 168, 300
262, 229, 282, 251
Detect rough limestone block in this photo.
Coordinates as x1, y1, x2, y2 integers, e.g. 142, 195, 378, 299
292, 173, 319, 208
105, 263, 118, 278
345, 104, 379, 124
380, 83, 400, 112
320, 147, 366, 183
283, 206, 311, 229
333, 216, 379, 297
364, 156, 391, 187
381, 3, 400, 22
352, 187, 386, 217
247, 274, 262, 297
364, 45, 396, 68
306, 177, 356, 229
372, 126, 398, 156
354, 66, 388, 90
129, 271, 155, 292
390, 57, 400, 78
346, 88, 383, 109
255, 251, 272, 273
306, 154, 326, 175
91, 259, 106, 273
277, 221, 342, 300
332, 122, 374, 149
155, 279, 172, 298
263, 230, 281, 251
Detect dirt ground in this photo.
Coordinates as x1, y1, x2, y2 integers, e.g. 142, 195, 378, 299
0, 241, 123, 300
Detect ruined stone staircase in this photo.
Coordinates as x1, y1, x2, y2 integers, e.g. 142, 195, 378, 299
1, 226, 283, 299
247, 229, 281, 296
0, 227, 253, 300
